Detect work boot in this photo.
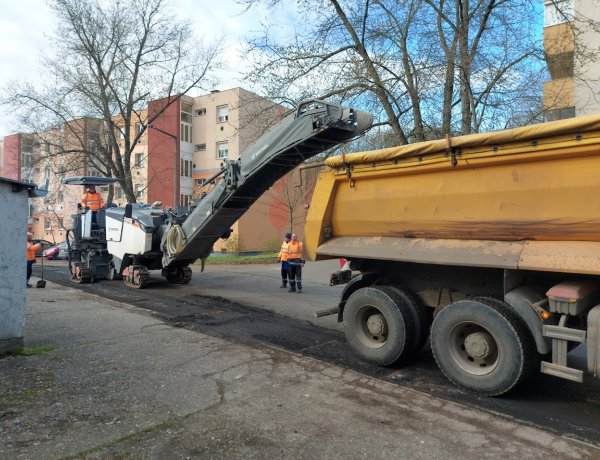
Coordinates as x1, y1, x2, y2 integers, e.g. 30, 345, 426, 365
288, 287, 296, 292
297, 289, 302, 294
280, 282, 287, 288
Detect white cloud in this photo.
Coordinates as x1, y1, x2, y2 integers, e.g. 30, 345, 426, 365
0, 0, 57, 137
0, 0, 277, 137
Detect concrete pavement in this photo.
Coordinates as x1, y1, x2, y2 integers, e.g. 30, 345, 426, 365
186, 259, 346, 330
1, 278, 599, 459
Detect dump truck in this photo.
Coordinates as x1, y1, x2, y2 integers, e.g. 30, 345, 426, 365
305, 115, 600, 396
64, 100, 372, 288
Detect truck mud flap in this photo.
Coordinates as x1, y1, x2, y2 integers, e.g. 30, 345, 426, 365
588, 305, 600, 377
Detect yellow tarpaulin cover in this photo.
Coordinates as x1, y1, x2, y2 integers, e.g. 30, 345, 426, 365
325, 114, 600, 168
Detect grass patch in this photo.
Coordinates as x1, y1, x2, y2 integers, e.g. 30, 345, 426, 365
19, 344, 57, 356
203, 252, 278, 265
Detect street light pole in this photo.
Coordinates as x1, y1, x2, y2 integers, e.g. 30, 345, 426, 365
148, 124, 179, 207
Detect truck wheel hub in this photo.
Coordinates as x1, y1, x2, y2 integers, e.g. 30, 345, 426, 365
366, 314, 386, 336
464, 332, 495, 359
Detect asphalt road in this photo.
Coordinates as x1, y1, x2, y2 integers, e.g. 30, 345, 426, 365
34, 259, 600, 446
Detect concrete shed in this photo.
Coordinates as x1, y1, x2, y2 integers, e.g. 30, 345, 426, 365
0, 177, 47, 355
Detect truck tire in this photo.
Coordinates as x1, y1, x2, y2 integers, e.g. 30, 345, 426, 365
431, 298, 537, 396
343, 286, 415, 366
384, 286, 431, 353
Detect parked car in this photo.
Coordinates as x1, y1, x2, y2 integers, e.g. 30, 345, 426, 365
43, 241, 70, 260
32, 239, 54, 257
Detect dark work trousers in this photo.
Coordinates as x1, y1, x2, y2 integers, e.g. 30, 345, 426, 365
27, 260, 35, 284
288, 259, 303, 291
280, 261, 290, 286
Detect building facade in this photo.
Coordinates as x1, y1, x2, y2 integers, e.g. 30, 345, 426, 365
543, 0, 600, 120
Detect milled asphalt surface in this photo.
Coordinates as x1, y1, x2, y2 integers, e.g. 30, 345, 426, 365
1, 278, 599, 459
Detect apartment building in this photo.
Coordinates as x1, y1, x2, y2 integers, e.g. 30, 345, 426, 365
543, 0, 600, 120
2, 88, 309, 253
1, 119, 99, 241
188, 88, 299, 252
129, 88, 301, 252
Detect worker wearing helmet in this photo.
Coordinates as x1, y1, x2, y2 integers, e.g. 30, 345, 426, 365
81, 184, 105, 221
277, 232, 292, 288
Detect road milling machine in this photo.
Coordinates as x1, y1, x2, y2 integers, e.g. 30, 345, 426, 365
64, 100, 372, 288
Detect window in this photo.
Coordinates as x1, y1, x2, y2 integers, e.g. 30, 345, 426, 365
58, 166, 65, 180
216, 141, 229, 159
135, 153, 145, 167
137, 122, 144, 134
195, 143, 206, 151
196, 108, 206, 116
180, 159, 192, 178
57, 191, 64, 203
544, 106, 576, 122
135, 184, 144, 199
196, 179, 206, 186
87, 139, 98, 154
180, 123, 192, 143
217, 105, 229, 123
44, 167, 51, 181
181, 102, 193, 123
45, 141, 51, 153
180, 194, 192, 207
44, 217, 52, 231
117, 128, 125, 140
115, 187, 123, 200
22, 152, 33, 168
88, 165, 101, 177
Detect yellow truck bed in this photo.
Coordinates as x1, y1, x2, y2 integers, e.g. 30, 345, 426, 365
305, 114, 600, 275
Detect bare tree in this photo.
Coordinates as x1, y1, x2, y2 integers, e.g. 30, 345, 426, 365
264, 166, 320, 234
2, 0, 223, 203
241, 0, 545, 145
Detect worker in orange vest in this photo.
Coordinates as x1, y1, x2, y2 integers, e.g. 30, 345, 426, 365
286, 233, 305, 293
80, 184, 105, 221
277, 232, 292, 288
26, 232, 41, 288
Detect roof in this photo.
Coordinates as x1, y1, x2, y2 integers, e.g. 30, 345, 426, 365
63, 176, 119, 186
0, 176, 48, 198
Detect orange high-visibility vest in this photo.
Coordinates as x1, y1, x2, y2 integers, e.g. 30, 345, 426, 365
279, 240, 290, 261
287, 241, 303, 260
81, 192, 105, 211
27, 242, 41, 261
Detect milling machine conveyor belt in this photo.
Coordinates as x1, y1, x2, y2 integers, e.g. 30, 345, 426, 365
163, 100, 372, 267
